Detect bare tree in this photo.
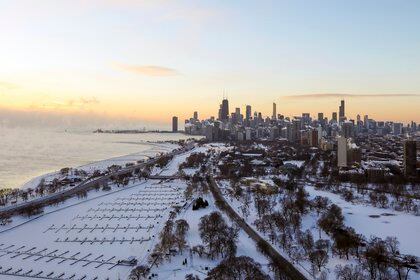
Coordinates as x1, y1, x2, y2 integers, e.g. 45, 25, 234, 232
129, 265, 150, 280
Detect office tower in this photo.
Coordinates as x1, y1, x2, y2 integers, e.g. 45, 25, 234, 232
410, 121, 417, 132
318, 113, 324, 122
235, 107, 240, 117
245, 127, 252, 140
364, 115, 369, 129
310, 129, 319, 147
270, 126, 279, 140
404, 140, 417, 177
220, 98, 229, 121
302, 113, 310, 125
172, 116, 178, 132
337, 136, 348, 167
272, 102, 277, 119
232, 107, 241, 123
357, 114, 361, 123
317, 126, 323, 142
291, 119, 301, 142
245, 105, 251, 120
342, 121, 354, 138
193, 111, 198, 120
339, 100, 345, 122
393, 123, 403, 135
332, 112, 338, 122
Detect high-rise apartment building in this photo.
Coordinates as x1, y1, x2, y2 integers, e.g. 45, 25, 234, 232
337, 136, 348, 167
404, 140, 417, 177
337, 136, 361, 168
172, 116, 178, 132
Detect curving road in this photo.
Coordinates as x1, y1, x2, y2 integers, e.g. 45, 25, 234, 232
0, 142, 194, 217
208, 174, 309, 280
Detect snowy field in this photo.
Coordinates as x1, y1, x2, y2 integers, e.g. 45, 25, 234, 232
219, 178, 420, 279
0, 179, 187, 279
304, 183, 420, 256
0, 142, 275, 279
148, 193, 272, 279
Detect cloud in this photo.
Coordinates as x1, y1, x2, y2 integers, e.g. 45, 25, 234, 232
114, 63, 180, 77
283, 93, 420, 99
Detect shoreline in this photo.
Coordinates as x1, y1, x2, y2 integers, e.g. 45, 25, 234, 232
93, 129, 186, 134
0, 128, 198, 191
5, 141, 180, 191
0, 140, 193, 216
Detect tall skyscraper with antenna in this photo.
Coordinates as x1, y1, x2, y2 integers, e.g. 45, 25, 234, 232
219, 92, 229, 121
339, 100, 345, 123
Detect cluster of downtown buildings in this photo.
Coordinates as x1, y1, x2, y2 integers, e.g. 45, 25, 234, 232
172, 98, 419, 179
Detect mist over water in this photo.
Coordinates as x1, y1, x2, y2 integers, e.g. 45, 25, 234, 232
0, 127, 193, 190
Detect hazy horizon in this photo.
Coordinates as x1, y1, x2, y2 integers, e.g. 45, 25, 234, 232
1, 0, 420, 125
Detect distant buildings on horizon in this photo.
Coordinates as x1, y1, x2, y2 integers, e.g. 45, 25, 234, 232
178, 97, 419, 178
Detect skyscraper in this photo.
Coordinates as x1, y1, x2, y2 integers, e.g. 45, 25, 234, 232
337, 136, 348, 167
318, 113, 324, 122
220, 98, 229, 121
272, 102, 277, 119
403, 140, 417, 177
332, 112, 338, 122
364, 115, 369, 129
302, 113, 310, 125
234, 107, 242, 123
172, 116, 178, 132
193, 111, 198, 120
342, 121, 354, 138
339, 100, 345, 123
245, 105, 251, 120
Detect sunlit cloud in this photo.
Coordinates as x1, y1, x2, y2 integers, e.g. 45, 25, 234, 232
114, 63, 180, 77
283, 93, 420, 99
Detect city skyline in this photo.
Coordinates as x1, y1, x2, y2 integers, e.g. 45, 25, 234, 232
1, 1, 420, 127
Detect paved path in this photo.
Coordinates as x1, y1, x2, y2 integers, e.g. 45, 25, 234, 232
208, 174, 309, 280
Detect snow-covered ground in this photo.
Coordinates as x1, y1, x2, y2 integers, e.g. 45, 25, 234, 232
219, 176, 420, 279
304, 184, 420, 256
149, 193, 273, 279
20, 142, 179, 191
0, 142, 244, 280
0, 142, 301, 280
0, 142, 180, 209
283, 160, 305, 168
153, 145, 210, 177
0, 179, 187, 279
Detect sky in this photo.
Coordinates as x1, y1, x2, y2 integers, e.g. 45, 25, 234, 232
0, 0, 419, 129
